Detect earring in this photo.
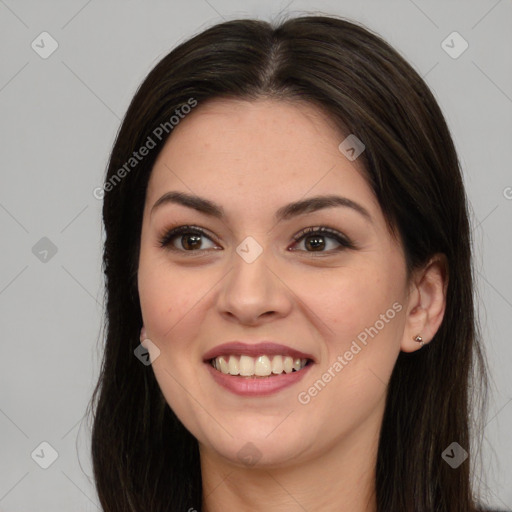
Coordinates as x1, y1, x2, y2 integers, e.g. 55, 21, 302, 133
413, 335, 424, 347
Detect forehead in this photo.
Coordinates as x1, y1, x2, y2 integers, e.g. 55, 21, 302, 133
145, 98, 380, 223
154, 97, 345, 165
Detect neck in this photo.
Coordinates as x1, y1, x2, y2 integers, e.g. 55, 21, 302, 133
200, 406, 381, 512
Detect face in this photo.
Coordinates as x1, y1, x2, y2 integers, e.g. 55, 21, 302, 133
137, 98, 411, 468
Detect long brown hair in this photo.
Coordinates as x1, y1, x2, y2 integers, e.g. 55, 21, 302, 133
88, 14, 490, 511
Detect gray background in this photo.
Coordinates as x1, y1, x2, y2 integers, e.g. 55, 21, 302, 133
0, 0, 511, 510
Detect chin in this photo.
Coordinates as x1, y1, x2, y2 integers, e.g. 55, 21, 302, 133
197, 423, 312, 469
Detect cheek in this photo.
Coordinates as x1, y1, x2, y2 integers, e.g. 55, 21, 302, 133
138, 251, 207, 341
289, 260, 405, 410
290, 263, 403, 345
137, 252, 211, 419
138, 259, 174, 337
292, 268, 404, 435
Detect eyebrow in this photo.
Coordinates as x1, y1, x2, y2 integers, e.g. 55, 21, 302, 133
150, 191, 373, 223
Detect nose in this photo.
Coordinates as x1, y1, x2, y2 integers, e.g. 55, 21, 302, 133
216, 246, 293, 326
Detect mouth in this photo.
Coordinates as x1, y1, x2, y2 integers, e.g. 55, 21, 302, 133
209, 354, 313, 378
202, 341, 316, 396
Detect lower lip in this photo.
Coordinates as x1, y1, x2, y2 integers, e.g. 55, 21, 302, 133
205, 361, 313, 397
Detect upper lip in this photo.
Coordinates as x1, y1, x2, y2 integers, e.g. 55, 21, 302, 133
203, 342, 317, 363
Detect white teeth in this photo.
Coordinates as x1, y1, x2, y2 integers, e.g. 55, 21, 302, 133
239, 355, 254, 376
228, 355, 239, 375
254, 355, 271, 376
271, 355, 284, 374
211, 355, 309, 377
217, 356, 229, 374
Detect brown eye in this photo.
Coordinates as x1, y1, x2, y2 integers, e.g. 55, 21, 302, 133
179, 233, 203, 250
159, 225, 219, 252
303, 234, 327, 251
291, 227, 354, 253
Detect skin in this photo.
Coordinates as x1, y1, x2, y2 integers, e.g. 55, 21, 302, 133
137, 98, 448, 512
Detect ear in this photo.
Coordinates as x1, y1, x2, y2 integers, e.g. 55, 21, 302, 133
140, 325, 147, 342
401, 253, 449, 353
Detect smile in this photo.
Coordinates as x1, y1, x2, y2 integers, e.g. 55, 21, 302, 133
210, 354, 310, 377
205, 356, 314, 397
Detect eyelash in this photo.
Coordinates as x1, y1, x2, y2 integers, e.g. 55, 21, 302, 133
158, 224, 356, 254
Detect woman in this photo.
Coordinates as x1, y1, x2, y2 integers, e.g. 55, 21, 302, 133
88, 14, 502, 512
